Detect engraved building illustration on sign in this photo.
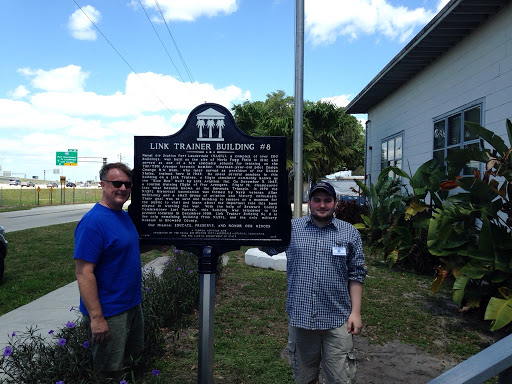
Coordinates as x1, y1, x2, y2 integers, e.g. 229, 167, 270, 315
196, 108, 225, 141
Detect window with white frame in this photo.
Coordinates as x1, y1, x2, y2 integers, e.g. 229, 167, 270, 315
381, 133, 403, 177
433, 102, 482, 175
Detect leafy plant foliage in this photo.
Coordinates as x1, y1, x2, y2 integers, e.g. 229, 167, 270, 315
358, 118, 512, 331
232, 90, 365, 180
0, 248, 200, 383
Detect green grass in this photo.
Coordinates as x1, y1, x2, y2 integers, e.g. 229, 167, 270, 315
0, 187, 101, 209
1, 223, 508, 383
142, 249, 507, 383
0, 222, 163, 316
0, 222, 78, 315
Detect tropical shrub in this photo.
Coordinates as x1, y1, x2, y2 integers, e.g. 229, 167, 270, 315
335, 199, 369, 225
355, 161, 447, 273
354, 167, 405, 256
428, 119, 512, 331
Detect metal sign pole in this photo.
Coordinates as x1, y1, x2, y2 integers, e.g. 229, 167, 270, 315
293, 0, 305, 218
198, 246, 216, 384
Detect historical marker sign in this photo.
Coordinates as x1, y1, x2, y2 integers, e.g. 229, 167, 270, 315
129, 103, 291, 249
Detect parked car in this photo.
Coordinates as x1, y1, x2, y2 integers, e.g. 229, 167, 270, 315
8, 179, 20, 186
0, 225, 7, 283
21, 181, 35, 187
47, 182, 58, 188
66, 182, 76, 187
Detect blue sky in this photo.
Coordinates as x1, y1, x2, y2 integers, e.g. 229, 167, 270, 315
0, 0, 449, 182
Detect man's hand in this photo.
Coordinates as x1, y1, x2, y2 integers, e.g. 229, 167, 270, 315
91, 316, 109, 344
347, 312, 363, 335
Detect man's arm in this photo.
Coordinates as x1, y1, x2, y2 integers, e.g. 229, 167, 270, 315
75, 259, 109, 344
347, 280, 363, 335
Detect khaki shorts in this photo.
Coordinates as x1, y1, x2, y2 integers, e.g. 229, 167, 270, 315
288, 323, 356, 384
84, 304, 144, 372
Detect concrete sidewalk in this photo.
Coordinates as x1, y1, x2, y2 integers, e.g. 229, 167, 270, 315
0, 256, 170, 350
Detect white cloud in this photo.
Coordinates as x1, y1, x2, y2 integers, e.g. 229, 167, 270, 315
139, 0, 238, 22
9, 85, 30, 99
437, 0, 450, 12
320, 94, 352, 108
68, 5, 101, 41
18, 65, 88, 92
305, 0, 437, 45
24, 67, 250, 118
0, 99, 78, 130
0, 65, 251, 180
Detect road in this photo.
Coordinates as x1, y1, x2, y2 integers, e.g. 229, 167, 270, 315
0, 204, 96, 232
0, 201, 131, 232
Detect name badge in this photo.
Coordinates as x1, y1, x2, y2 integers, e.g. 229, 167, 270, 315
332, 246, 346, 256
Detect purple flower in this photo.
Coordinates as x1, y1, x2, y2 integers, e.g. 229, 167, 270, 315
145, 287, 150, 292
66, 321, 75, 329
69, 306, 74, 311
174, 249, 178, 253
152, 369, 161, 376
83, 341, 90, 349
56, 381, 64, 384
48, 330, 54, 334
11, 332, 16, 337
3, 346, 12, 356
189, 270, 194, 274
177, 267, 181, 271
120, 381, 127, 384
58, 338, 67, 346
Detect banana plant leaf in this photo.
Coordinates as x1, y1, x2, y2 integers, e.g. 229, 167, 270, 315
452, 275, 469, 305
507, 119, 512, 147
460, 263, 489, 279
465, 121, 509, 157
405, 201, 428, 220
355, 179, 370, 202
484, 296, 512, 331
446, 146, 489, 177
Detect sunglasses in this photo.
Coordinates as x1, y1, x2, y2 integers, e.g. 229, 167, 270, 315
102, 180, 133, 188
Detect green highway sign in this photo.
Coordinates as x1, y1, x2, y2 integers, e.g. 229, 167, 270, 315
56, 151, 78, 166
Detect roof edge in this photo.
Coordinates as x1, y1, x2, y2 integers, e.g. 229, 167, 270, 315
345, 0, 463, 114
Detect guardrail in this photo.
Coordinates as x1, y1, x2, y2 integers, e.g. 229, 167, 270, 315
427, 333, 512, 384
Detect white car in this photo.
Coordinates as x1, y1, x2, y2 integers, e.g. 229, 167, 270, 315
8, 179, 20, 186
21, 181, 35, 187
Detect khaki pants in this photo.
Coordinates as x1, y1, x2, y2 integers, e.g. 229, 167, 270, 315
288, 323, 356, 384
85, 304, 144, 373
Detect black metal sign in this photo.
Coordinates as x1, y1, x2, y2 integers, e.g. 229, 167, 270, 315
129, 103, 291, 249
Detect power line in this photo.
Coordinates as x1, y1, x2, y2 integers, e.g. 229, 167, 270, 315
71, 0, 174, 116
154, 0, 195, 83
137, 0, 185, 82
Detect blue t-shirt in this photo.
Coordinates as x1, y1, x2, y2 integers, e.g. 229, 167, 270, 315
74, 203, 142, 317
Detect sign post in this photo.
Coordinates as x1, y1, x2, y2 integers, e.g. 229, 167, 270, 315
130, 103, 291, 383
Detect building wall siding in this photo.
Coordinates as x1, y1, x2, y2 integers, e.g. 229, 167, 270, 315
365, 3, 512, 184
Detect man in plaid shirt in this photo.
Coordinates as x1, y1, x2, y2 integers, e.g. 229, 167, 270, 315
286, 181, 366, 384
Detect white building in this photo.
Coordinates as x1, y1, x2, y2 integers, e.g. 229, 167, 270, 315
346, 0, 512, 186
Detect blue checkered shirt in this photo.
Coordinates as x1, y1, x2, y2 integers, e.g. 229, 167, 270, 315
286, 216, 366, 330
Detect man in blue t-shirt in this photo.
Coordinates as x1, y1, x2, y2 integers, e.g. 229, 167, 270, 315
74, 162, 142, 381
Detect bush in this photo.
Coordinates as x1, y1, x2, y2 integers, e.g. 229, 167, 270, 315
0, 247, 201, 383
335, 200, 369, 225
